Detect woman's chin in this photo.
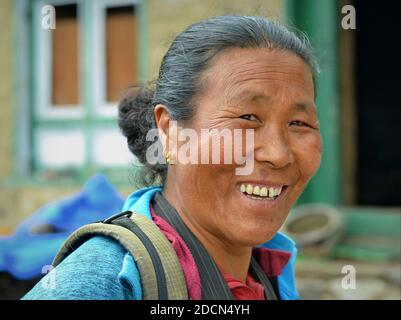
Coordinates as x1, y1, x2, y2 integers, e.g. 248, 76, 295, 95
224, 219, 279, 247
225, 195, 288, 246
233, 232, 276, 248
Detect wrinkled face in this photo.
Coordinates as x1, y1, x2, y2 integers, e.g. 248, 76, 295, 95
168, 48, 322, 248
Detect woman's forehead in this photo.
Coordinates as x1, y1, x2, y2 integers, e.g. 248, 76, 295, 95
201, 48, 314, 98
224, 88, 316, 113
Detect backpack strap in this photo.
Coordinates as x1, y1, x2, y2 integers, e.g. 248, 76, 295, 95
52, 211, 188, 300
250, 256, 279, 300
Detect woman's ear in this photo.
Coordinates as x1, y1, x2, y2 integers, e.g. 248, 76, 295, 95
154, 104, 177, 159
154, 104, 170, 144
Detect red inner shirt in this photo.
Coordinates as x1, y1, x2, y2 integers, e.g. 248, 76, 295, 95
150, 203, 291, 300
220, 269, 266, 300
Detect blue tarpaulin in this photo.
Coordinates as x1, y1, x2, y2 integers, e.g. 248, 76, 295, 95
0, 174, 124, 280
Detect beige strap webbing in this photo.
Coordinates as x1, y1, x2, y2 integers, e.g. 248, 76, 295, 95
52, 212, 188, 300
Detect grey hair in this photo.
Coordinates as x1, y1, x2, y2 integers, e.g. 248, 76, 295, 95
118, 15, 318, 187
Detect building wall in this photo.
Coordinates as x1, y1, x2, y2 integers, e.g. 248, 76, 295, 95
0, 0, 13, 180
0, 0, 24, 233
0, 0, 284, 232
147, 0, 283, 80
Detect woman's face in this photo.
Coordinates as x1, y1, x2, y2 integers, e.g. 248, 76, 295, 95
166, 48, 322, 248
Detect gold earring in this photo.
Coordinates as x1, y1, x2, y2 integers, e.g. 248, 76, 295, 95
165, 152, 171, 165
164, 150, 173, 165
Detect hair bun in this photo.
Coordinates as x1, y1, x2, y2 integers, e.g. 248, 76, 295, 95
118, 85, 156, 165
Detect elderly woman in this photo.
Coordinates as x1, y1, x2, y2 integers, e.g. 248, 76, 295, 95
24, 15, 321, 300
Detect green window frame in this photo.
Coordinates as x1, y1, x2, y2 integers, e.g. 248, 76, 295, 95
12, 0, 148, 186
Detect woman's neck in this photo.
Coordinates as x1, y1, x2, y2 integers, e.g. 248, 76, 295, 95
201, 234, 253, 282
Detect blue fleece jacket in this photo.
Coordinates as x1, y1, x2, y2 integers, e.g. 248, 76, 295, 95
23, 186, 299, 300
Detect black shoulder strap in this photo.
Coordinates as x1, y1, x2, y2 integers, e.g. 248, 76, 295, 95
250, 256, 279, 300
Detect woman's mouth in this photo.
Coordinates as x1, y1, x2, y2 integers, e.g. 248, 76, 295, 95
238, 183, 288, 201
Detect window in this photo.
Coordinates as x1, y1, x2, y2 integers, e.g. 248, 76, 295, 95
30, 0, 145, 181
51, 3, 79, 106
106, 6, 138, 102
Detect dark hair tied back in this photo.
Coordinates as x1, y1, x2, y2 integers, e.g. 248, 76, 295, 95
118, 85, 167, 186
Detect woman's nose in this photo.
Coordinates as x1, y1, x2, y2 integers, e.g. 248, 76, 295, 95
254, 128, 294, 169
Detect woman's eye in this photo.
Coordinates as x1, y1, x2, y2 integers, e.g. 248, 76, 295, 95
290, 120, 309, 127
240, 114, 258, 121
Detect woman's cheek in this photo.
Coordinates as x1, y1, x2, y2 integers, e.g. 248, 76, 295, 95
297, 132, 323, 180
293, 132, 322, 182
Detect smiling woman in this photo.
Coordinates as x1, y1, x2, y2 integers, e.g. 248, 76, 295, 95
23, 15, 322, 300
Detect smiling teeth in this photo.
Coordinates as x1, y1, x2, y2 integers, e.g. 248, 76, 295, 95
253, 186, 260, 195
240, 184, 283, 198
246, 185, 253, 195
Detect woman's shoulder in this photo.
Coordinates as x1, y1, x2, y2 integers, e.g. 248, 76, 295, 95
22, 235, 142, 300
